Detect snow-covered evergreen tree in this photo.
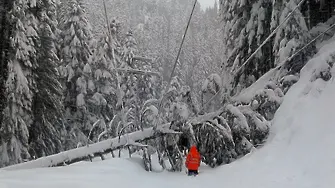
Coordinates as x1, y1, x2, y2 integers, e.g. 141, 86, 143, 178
0, 0, 39, 166
28, 0, 64, 158
271, 0, 315, 78
109, 30, 161, 140
88, 26, 120, 141
193, 114, 235, 167
153, 75, 200, 171
0, 1, 13, 135
220, 0, 273, 96
88, 21, 162, 141
192, 94, 277, 167
58, 0, 94, 149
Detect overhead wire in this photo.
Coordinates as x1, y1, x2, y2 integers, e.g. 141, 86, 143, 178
232, 0, 307, 76
185, 0, 335, 125
153, 0, 198, 130
274, 22, 335, 74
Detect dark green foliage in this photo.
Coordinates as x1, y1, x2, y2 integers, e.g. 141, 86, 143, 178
251, 87, 283, 121
194, 117, 236, 167
190, 85, 284, 167
220, 0, 274, 95
29, 18, 64, 158
0, 0, 13, 131
1, 0, 39, 166
238, 105, 270, 145
57, 0, 95, 149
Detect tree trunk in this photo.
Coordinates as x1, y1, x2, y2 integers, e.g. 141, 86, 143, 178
1, 124, 181, 171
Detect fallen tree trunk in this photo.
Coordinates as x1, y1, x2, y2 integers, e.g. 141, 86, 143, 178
133, 56, 153, 63
114, 68, 161, 77
1, 124, 180, 171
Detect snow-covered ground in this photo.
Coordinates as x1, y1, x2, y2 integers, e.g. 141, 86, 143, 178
1, 40, 335, 188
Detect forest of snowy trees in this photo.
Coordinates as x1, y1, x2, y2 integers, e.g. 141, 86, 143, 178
0, 0, 334, 171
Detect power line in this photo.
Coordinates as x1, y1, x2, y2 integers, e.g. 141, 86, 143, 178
274, 22, 335, 76
186, 0, 334, 125
232, 0, 307, 76
153, 0, 198, 130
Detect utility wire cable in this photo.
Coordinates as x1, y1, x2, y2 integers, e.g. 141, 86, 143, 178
153, 0, 198, 130
275, 22, 335, 72
232, 0, 307, 76
186, 3, 335, 125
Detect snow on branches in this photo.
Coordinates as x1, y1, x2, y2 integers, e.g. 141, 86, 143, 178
190, 82, 284, 167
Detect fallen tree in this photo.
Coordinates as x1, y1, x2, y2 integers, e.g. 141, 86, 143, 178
114, 68, 161, 77
1, 92, 279, 172
1, 124, 180, 171
133, 56, 153, 63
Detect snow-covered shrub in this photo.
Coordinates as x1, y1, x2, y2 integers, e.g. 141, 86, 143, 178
251, 87, 283, 121
191, 108, 245, 166
309, 57, 334, 82
221, 104, 250, 136
193, 116, 236, 167
168, 102, 189, 124
238, 105, 270, 146
234, 136, 254, 156
280, 74, 299, 94
201, 74, 223, 113
189, 96, 273, 167
140, 99, 159, 130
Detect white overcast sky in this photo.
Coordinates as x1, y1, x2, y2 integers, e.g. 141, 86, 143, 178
197, 0, 217, 9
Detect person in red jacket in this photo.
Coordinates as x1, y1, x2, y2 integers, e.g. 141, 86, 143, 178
185, 145, 201, 176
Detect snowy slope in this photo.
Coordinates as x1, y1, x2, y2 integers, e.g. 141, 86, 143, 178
1, 40, 335, 188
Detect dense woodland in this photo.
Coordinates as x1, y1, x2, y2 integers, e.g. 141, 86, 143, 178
0, 0, 334, 170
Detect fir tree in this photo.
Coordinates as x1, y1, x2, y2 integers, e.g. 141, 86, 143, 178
0, 0, 13, 134
220, 0, 273, 95
271, 0, 315, 78
58, 0, 94, 149
28, 0, 64, 158
1, 0, 39, 166
89, 21, 125, 140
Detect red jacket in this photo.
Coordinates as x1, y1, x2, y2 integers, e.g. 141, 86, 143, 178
185, 146, 201, 170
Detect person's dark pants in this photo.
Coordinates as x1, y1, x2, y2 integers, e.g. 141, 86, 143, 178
188, 169, 198, 176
